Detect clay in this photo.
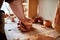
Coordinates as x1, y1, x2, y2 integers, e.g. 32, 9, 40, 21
11, 17, 15, 22
4, 14, 9, 18
43, 20, 52, 28
10, 14, 14, 16
17, 21, 35, 32
33, 17, 43, 25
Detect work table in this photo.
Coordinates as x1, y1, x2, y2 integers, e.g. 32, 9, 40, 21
4, 22, 60, 40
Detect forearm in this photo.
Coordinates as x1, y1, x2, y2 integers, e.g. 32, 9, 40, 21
55, 0, 60, 25
5, 0, 26, 21
54, 0, 60, 33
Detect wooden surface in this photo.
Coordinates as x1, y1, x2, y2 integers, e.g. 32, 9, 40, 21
28, 0, 38, 18
4, 23, 60, 40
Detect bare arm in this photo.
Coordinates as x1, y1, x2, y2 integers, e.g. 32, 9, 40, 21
54, 0, 60, 33
5, 0, 33, 32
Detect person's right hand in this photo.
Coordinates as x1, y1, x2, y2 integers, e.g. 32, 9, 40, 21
17, 21, 34, 32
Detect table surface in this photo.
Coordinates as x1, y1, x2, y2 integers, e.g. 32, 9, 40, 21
4, 22, 60, 40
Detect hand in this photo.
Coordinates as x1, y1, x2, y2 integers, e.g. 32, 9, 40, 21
17, 21, 34, 32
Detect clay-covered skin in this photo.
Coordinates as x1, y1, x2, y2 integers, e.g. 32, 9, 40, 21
54, 1, 60, 33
